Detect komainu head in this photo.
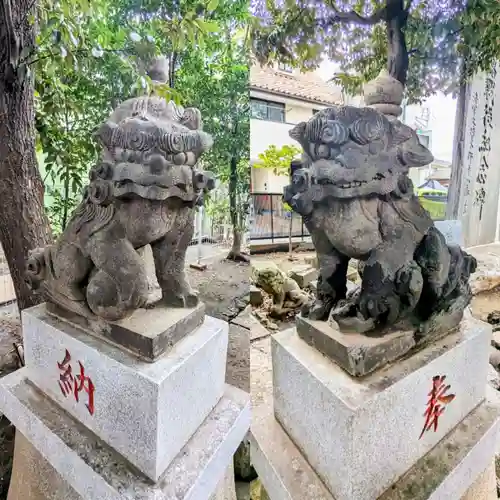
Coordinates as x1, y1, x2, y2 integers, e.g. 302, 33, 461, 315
91, 96, 215, 204
289, 106, 434, 199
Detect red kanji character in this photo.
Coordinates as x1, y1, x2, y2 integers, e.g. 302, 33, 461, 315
57, 349, 74, 397
74, 361, 95, 416
419, 375, 455, 439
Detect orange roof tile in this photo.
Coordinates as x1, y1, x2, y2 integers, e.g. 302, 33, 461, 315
250, 65, 343, 106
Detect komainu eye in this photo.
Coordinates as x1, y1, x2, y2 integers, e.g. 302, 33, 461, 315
321, 120, 349, 145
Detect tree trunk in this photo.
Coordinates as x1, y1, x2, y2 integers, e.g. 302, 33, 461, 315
228, 228, 245, 260
385, 0, 409, 85
169, 52, 178, 89
226, 155, 249, 262
0, 0, 53, 311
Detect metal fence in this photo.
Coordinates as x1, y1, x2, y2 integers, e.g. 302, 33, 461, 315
249, 192, 448, 243
0, 248, 15, 306
187, 206, 236, 264
250, 192, 309, 242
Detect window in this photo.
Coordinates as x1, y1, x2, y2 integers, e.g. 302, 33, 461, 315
251, 99, 286, 122
278, 62, 292, 73
417, 133, 431, 149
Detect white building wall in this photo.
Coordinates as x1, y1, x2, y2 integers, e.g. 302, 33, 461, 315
250, 90, 328, 193
403, 94, 456, 163
409, 167, 430, 188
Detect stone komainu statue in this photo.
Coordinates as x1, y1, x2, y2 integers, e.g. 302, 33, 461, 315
26, 96, 215, 322
284, 101, 476, 334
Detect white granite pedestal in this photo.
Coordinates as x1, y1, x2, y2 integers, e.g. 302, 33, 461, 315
8, 428, 240, 500
251, 316, 499, 500
0, 303, 250, 499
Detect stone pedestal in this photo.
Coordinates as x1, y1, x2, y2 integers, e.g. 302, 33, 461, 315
7, 432, 239, 500
1, 303, 250, 499
296, 315, 418, 376
251, 317, 500, 500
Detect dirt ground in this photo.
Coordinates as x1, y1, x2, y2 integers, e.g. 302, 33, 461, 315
250, 250, 316, 273
187, 257, 250, 322
187, 256, 251, 392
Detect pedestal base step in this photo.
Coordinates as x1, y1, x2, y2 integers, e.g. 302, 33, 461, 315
252, 390, 500, 500
0, 369, 250, 500
47, 301, 206, 362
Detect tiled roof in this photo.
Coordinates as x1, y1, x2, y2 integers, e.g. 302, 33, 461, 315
250, 65, 343, 106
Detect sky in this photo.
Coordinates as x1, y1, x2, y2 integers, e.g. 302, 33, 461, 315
315, 60, 457, 163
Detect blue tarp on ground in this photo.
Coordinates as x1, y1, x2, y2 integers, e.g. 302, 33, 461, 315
418, 179, 448, 192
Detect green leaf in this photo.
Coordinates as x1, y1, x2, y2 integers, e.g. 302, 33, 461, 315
207, 0, 219, 11
195, 19, 220, 33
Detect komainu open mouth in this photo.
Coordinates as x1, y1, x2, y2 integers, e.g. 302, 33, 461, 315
315, 169, 394, 189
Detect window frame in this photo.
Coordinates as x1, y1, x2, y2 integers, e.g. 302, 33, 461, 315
250, 98, 286, 123
277, 62, 293, 73
417, 132, 431, 149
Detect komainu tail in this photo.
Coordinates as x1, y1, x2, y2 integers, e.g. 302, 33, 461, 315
415, 226, 477, 321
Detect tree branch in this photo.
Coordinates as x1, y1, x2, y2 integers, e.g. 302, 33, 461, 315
27, 47, 133, 66
407, 27, 464, 59
404, 0, 414, 12
322, 5, 387, 26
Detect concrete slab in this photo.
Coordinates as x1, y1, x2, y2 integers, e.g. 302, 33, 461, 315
289, 266, 318, 289
435, 220, 464, 247
47, 301, 205, 361
232, 306, 254, 331
379, 393, 500, 500
250, 286, 263, 307
460, 460, 497, 500
468, 243, 500, 296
